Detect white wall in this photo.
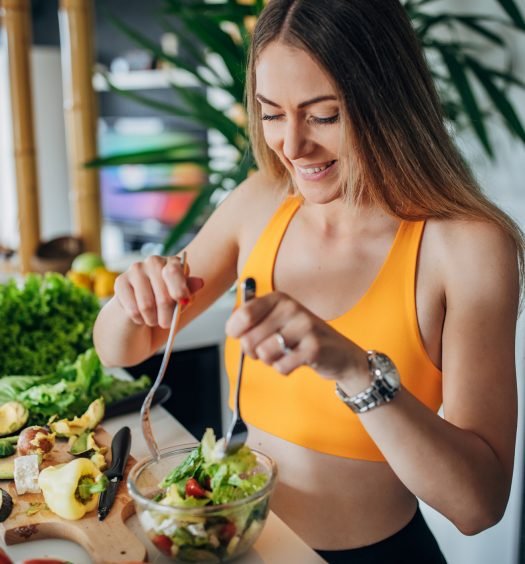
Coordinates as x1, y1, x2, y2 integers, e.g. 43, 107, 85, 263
0, 33, 17, 249
31, 47, 71, 241
0, 46, 70, 250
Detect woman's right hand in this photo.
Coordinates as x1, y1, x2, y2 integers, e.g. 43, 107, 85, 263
113, 254, 204, 329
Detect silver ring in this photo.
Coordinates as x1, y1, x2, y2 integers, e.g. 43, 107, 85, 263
275, 331, 293, 355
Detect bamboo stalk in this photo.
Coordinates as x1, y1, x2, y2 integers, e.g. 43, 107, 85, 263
1, 0, 41, 273
58, 0, 101, 253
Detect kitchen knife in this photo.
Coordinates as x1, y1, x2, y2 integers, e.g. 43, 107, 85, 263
98, 425, 132, 521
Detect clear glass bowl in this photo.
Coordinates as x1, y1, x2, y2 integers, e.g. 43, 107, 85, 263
127, 444, 278, 562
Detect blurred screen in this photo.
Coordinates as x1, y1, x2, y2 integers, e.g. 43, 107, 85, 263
98, 118, 204, 225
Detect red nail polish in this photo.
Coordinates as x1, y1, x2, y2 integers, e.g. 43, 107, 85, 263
180, 297, 190, 306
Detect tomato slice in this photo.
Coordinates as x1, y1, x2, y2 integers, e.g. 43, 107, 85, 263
219, 521, 237, 544
185, 477, 207, 498
151, 534, 173, 556
0, 548, 12, 564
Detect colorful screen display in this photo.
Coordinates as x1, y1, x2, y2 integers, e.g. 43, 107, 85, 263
98, 120, 203, 225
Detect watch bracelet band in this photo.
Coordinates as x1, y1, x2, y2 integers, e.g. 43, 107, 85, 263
335, 351, 399, 414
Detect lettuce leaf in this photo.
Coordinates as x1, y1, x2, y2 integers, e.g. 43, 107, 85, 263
160, 428, 267, 507
0, 348, 150, 425
0, 273, 100, 376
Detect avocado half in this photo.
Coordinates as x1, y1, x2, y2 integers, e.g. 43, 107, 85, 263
0, 402, 29, 437
50, 397, 105, 438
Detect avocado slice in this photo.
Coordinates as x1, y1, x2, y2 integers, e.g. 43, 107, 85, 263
0, 402, 28, 437
69, 430, 97, 456
50, 397, 105, 438
0, 460, 14, 480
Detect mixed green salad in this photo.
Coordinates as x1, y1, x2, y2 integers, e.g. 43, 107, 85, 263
141, 429, 272, 562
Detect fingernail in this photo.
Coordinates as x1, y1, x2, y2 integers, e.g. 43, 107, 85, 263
180, 297, 190, 306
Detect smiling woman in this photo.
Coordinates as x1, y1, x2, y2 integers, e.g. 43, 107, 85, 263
253, 46, 342, 204
94, 1, 523, 563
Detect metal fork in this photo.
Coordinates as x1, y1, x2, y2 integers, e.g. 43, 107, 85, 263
223, 277, 257, 455
141, 251, 188, 460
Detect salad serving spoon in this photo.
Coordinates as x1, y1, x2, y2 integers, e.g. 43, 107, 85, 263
223, 277, 257, 456
141, 251, 188, 460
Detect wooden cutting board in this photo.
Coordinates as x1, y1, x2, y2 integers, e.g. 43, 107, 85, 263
0, 427, 146, 564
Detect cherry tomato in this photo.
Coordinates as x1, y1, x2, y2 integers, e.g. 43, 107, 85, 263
219, 521, 237, 544
151, 534, 173, 556
0, 549, 12, 564
185, 477, 207, 498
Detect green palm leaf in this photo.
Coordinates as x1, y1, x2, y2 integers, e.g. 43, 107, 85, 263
113, 184, 202, 194
451, 16, 506, 46
86, 142, 207, 167
438, 47, 494, 156
467, 59, 525, 141
174, 87, 246, 151
105, 13, 220, 89
493, 0, 525, 29
177, 13, 245, 99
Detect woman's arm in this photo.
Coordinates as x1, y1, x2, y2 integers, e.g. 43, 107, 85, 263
93, 172, 271, 367
354, 219, 519, 534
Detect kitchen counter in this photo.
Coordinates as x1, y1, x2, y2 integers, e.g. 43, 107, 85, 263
0, 401, 326, 563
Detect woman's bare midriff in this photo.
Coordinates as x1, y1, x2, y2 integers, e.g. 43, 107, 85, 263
247, 424, 418, 550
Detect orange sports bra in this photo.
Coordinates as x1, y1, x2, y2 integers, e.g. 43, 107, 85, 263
224, 196, 442, 462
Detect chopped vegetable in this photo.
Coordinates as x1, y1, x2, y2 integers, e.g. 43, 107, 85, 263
69, 430, 98, 456
0, 402, 28, 436
160, 429, 267, 506
0, 460, 14, 480
185, 477, 208, 499
17, 426, 55, 457
0, 436, 19, 458
50, 397, 105, 438
38, 458, 107, 520
0, 273, 100, 376
26, 502, 48, 517
0, 488, 13, 521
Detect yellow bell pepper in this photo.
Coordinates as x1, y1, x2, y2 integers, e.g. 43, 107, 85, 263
38, 458, 105, 520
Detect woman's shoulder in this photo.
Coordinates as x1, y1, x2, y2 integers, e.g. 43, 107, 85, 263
424, 217, 519, 304
425, 216, 517, 259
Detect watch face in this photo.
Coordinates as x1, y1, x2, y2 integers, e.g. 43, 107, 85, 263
373, 353, 400, 388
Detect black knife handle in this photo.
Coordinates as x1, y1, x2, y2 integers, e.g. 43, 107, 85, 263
107, 426, 132, 479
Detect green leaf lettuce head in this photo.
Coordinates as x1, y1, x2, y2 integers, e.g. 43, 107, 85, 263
0, 348, 151, 426
159, 428, 267, 506
0, 273, 100, 376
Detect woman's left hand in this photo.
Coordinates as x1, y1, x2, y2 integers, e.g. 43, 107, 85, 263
225, 291, 368, 381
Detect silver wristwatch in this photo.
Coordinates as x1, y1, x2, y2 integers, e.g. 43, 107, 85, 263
335, 351, 400, 414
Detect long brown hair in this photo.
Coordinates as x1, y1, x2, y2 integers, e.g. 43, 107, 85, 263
246, 0, 524, 289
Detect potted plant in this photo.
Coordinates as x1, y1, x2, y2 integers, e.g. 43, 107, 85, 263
88, 0, 525, 252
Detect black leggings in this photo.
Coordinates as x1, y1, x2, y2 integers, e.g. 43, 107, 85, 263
315, 507, 447, 564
